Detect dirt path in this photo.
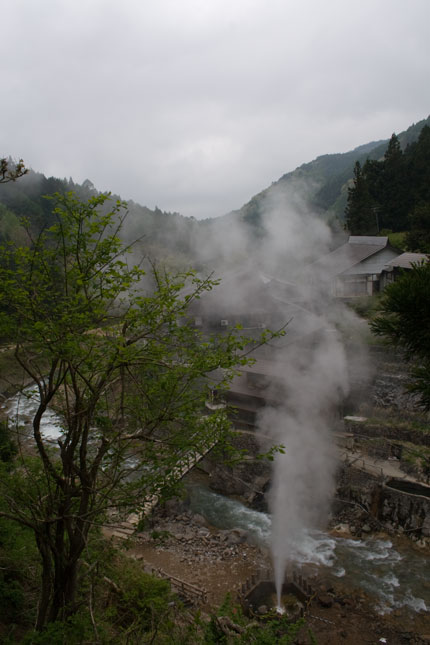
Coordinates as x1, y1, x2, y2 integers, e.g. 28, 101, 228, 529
107, 509, 430, 644
126, 518, 268, 608
340, 447, 424, 483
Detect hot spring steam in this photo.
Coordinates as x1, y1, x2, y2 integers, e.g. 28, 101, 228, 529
258, 328, 349, 605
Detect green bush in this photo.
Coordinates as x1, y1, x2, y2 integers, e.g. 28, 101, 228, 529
0, 512, 39, 631
21, 614, 94, 645
347, 294, 382, 320
204, 593, 304, 644
0, 574, 24, 622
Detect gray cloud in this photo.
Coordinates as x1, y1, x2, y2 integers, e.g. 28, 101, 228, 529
1, 0, 429, 218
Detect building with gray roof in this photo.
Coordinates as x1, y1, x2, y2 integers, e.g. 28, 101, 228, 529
310, 236, 401, 297
381, 252, 429, 288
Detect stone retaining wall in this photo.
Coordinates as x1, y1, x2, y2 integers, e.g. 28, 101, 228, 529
336, 464, 430, 538
344, 418, 430, 447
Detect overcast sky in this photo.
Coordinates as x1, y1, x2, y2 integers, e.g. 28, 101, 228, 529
1, 0, 429, 219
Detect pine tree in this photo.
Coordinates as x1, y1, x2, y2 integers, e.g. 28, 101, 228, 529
405, 202, 430, 252
379, 133, 410, 231
345, 162, 378, 234
407, 125, 430, 204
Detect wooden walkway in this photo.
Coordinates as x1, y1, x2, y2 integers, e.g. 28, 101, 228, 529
112, 435, 219, 536
148, 566, 207, 605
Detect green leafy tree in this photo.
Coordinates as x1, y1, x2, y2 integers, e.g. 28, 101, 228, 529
370, 259, 430, 410
0, 192, 273, 631
0, 203, 28, 244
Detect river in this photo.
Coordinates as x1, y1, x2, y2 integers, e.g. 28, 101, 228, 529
187, 483, 430, 616
1, 385, 63, 440
3, 388, 429, 616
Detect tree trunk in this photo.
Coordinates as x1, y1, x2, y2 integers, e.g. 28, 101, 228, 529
48, 558, 80, 623
35, 536, 53, 631
35, 519, 87, 629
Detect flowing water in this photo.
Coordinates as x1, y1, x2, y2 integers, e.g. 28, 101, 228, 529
2, 389, 429, 616
188, 484, 430, 615
1, 385, 63, 440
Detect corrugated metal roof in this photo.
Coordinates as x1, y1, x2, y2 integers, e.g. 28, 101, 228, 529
349, 236, 388, 246
311, 241, 389, 278
386, 252, 429, 269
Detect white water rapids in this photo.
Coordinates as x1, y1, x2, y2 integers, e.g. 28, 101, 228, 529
1, 385, 63, 440
2, 389, 429, 616
188, 484, 430, 615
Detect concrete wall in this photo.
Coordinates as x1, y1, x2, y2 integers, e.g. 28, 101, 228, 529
336, 465, 430, 538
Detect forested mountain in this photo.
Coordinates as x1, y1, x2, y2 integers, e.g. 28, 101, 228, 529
0, 170, 200, 269
0, 172, 102, 242
345, 125, 430, 251
1, 115, 429, 264
220, 116, 430, 237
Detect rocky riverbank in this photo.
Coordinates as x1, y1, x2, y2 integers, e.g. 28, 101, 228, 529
118, 502, 430, 645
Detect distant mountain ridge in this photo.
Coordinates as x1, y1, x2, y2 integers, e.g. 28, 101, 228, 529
1, 115, 429, 269
221, 115, 430, 233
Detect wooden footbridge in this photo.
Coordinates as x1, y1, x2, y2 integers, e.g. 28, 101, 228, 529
111, 433, 219, 537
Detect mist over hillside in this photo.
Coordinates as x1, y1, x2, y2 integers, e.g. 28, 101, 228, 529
221, 115, 430, 232
1, 115, 429, 276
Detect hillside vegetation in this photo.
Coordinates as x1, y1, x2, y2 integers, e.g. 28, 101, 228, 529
1, 116, 429, 266
346, 126, 430, 250
220, 116, 430, 236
